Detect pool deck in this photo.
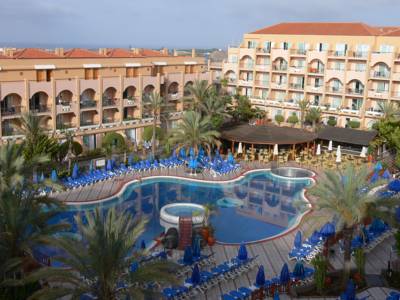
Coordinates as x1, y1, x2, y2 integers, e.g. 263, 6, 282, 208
53, 162, 398, 299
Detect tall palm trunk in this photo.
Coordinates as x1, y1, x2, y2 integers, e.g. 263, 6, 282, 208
151, 111, 157, 157
342, 226, 353, 286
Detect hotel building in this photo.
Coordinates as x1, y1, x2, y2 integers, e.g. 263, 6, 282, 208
0, 47, 208, 148
210, 22, 400, 129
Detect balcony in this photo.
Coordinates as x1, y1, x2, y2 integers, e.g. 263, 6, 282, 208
1, 106, 23, 117
227, 78, 237, 85
368, 89, 389, 99
30, 104, 52, 114
290, 49, 307, 56
341, 108, 360, 115
102, 98, 119, 107
255, 64, 270, 71
272, 65, 288, 72
1, 126, 19, 137
346, 88, 364, 96
283, 100, 299, 108
238, 80, 253, 86
289, 66, 305, 74
123, 97, 138, 106
392, 92, 400, 100
370, 71, 390, 79
288, 83, 304, 90
306, 85, 323, 93
256, 48, 271, 54
325, 86, 343, 94
270, 82, 287, 89
254, 80, 269, 87
167, 93, 181, 101
239, 63, 254, 70
308, 67, 324, 75
102, 118, 120, 127
80, 120, 96, 127
265, 99, 282, 106
56, 122, 75, 130
80, 100, 97, 109
328, 50, 347, 58
56, 102, 77, 114
365, 108, 383, 117
348, 51, 368, 59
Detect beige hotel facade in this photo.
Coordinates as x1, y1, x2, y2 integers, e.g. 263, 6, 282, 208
210, 22, 400, 129
0, 47, 209, 148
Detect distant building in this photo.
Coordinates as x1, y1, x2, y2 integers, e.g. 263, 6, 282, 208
0, 47, 210, 148
210, 22, 400, 129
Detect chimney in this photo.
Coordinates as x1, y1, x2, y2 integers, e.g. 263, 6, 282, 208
191, 48, 196, 58
132, 48, 141, 55
173, 49, 178, 56
55, 48, 64, 56
162, 47, 169, 55
98, 48, 107, 56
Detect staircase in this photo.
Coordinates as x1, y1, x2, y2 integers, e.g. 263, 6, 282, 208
178, 217, 193, 250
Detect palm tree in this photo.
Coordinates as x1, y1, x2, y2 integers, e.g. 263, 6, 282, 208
168, 111, 221, 156
199, 93, 231, 128
378, 101, 400, 121
306, 107, 322, 131
309, 164, 384, 284
0, 188, 68, 298
143, 91, 164, 157
298, 99, 310, 129
26, 208, 177, 300
185, 80, 211, 112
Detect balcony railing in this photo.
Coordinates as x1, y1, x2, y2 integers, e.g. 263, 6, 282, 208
1, 105, 22, 116
392, 92, 400, 99
80, 120, 95, 126
326, 86, 343, 93
2, 127, 18, 136
308, 67, 324, 74
349, 51, 368, 58
239, 63, 254, 69
227, 78, 237, 84
255, 80, 269, 87
256, 48, 271, 54
56, 123, 74, 130
168, 93, 180, 100
102, 98, 118, 107
30, 104, 52, 113
371, 71, 390, 79
328, 50, 347, 57
272, 65, 288, 71
289, 83, 304, 90
346, 88, 364, 95
290, 49, 307, 55
102, 118, 118, 124
80, 100, 97, 108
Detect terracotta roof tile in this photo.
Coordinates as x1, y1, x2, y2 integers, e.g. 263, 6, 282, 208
139, 49, 167, 57
63, 48, 105, 58
381, 28, 400, 36
106, 48, 143, 58
250, 22, 383, 36
13, 48, 60, 59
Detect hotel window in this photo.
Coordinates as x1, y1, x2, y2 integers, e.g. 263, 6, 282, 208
312, 95, 320, 106
331, 96, 341, 108
281, 42, 291, 50
126, 67, 138, 78
379, 45, 394, 53
315, 78, 322, 87
352, 99, 362, 110
316, 43, 328, 52
84, 68, 99, 80
377, 82, 389, 93
297, 42, 308, 54
247, 40, 257, 49
335, 43, 347, 56
228, 55, 238, 63
36, 69, 53, 82
185, 65, 194, 73
355, 63, 366, 72
261, 90, 268, 99
334, 61, 345, 71
355, 44, 369, 57
263, 41, 272, 52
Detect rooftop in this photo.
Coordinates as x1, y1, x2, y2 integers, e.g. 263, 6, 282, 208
317, 126, 377, 146
250, 22, 400, 36
63, 48, 105, 58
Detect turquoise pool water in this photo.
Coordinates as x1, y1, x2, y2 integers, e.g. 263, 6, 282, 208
53, 170, 312, 245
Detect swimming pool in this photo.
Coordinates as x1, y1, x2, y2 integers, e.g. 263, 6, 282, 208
54, 169, 313, 246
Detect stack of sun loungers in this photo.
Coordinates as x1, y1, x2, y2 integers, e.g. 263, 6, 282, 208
387, 291, 400, 300
162, 256, 258, 299
176, 254, 216, 277
221, 266, 315, 300
288, 231, 324, 262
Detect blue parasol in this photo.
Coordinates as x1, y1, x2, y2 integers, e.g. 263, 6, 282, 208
106, 159, 112, 171
189, 147, 195, 157
388, 179, 400, 192
340, 280, 356, 300
39, 172, 45, 182
198, 146, 205, 157
191, 264, 201, 285
179, 147, 186, 159
294, 231, 302, 249
273, 290, 280, 300
129, 261, 139, 273
32, 172, 38, 184
320, 222, 335, 238
374, 161, 383, 172
227, 152, 234, 164
183, 245, 193, 265
89, 160, 94, 173
293, 261, 305, 280
310, 230, 321, 244
370, 219, 385, 233
370, 171, 380, 183
192, 236, 201, 258
255, 265, 266, 287
140, 240, 146, 250
382, 169, 392, 180
72, 163, 79, 179
237, 243, 248, 261
280, 263, 290, 285
51, 169, 58, 182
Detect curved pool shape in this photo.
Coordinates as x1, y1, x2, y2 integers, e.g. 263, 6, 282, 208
53, 169, 313, 246
271, 167, 314, 179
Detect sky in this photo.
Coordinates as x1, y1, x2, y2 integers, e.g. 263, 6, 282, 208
0, 0, 399, 49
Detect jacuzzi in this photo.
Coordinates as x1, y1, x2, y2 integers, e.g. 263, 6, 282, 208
160, 203, 206, 231
271, 167, 314, 179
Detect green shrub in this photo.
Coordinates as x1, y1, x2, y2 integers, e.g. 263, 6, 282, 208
312, 255, 327, 294
354, 248, 365, 276
327, 117, 337, 127
102, 132, 126, 155
287, 113, 299, 126
274, 114, 284, 125
348, 120, 361, 129
143, 126, 163, 142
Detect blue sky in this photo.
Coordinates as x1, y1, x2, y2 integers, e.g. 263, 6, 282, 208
0, 0, 398, 49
